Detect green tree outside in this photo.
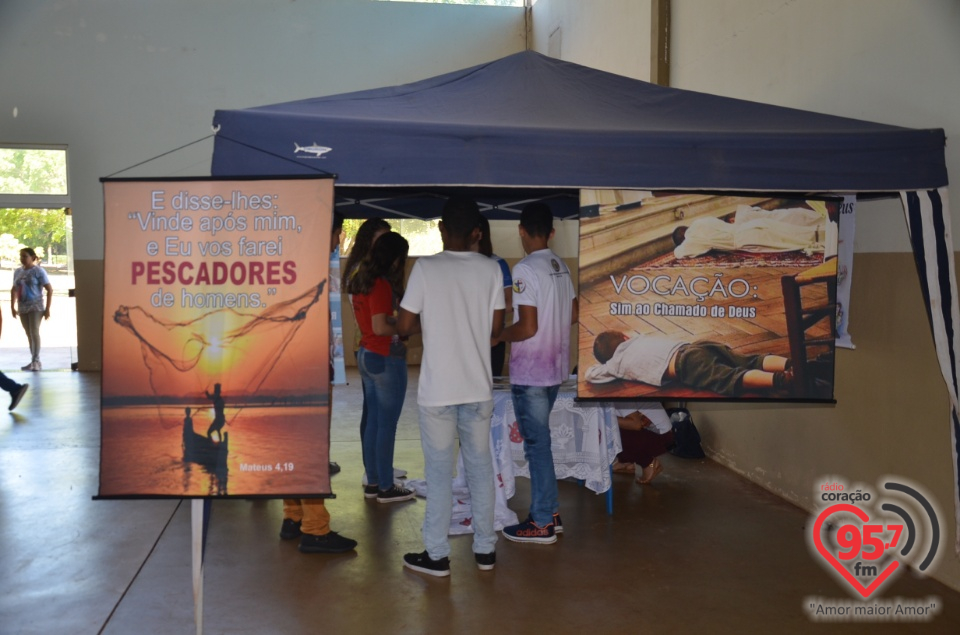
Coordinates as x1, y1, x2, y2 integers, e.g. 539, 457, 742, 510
0, 148, 69, 266
0, 209, 66, 261
342, 218, 441, 257
0, 148, 67, 195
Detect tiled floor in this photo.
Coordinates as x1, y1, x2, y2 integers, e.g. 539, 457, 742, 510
1, 368, 959, 634
0, 345, 76, 373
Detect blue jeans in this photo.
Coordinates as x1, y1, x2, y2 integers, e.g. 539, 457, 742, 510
357, 347, 407, 490
20, 311, 42, 363
419, 401, 496, 560
511, 384, 560, 526
0, 371, 18, 393
355, 350, 370, 473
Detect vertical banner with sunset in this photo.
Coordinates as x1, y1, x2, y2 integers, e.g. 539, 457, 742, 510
99, 176, 335, 498
578, 191, 839, 403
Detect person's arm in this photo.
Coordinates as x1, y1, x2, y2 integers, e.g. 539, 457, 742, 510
371, 312, 398, 337
673, 229, 710, 259
498, 259, 514, 317
584, 362, 618, 384
571, 297, 579, 325
397, 261, 423, 338
43, 282, 53, 319
617, 411, 653, 431
10, 283, 17, 319
491, 308, 505, 340
397, 308, 421, 337
498, 304, 537, 343
673, 242, 703, 259
368, 280, 397, 336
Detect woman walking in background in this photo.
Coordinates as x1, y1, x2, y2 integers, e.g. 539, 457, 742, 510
348, 231, 415, 503
11, 248, 52, 371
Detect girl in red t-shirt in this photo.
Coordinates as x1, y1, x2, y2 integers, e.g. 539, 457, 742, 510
348, 232, 416, 503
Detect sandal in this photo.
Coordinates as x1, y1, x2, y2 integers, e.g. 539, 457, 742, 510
612, 460, 636, 474
636, 458, 663, 485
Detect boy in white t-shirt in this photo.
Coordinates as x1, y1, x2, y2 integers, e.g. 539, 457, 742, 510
398, 198, 505, 576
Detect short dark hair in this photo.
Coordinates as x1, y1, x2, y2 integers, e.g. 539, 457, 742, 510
519, 202, 553, 238
441, 197, 481, 241
593, 330, 628, 363
672, 225, 687, 246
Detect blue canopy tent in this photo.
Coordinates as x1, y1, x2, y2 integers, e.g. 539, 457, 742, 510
211, 51, 944, 216
211, 51, 957, 547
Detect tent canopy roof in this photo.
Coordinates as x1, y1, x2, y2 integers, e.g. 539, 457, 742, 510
212, 51, 946, 218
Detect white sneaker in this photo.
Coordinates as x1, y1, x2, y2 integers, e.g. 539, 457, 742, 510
394, 467, 408, 479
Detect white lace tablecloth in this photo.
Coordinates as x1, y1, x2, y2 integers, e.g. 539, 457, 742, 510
493, 388, 622, 495
407, 387, 622, 535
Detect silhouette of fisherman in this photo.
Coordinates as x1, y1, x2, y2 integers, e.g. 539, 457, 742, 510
181, 407, 194, 450
205, 383, 226, 441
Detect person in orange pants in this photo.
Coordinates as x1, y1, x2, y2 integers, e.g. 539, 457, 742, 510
278, 213, 357, 554
280, 498, 356, 553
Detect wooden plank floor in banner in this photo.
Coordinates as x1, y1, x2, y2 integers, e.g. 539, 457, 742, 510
578, 263, 832, 400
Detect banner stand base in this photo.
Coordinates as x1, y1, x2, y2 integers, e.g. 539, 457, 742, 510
192, 499, 205, 635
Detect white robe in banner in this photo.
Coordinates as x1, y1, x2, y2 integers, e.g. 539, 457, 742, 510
584, 335, 684, 385
674, 205, 838, 259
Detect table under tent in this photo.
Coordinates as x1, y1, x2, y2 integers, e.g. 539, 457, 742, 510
210, 50, 956, 545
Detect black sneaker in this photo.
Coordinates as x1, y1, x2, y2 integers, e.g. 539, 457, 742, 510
475, 551, 496, 571
329, 461, 341, 475
299, 531, 357, 554
8, 384, 27, 411
363, 484, 379, 499
553, 513, 563, 535
376, 485, 416, 504
403, 551, 450, 577
279, 518, 302, 540
502, 516, 556, 544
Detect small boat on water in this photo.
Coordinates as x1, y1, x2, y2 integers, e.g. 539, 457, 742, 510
183, 422, 228, 467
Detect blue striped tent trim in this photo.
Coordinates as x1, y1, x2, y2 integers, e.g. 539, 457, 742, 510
902, 188, 960, 552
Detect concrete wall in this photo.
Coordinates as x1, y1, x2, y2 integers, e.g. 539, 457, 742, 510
0, 0, 524, 370
531, 0, 960, 591
530, 0, 653, 81
670, 0, 960, 253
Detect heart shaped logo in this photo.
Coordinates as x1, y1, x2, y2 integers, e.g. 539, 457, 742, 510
812, 504, 900, 598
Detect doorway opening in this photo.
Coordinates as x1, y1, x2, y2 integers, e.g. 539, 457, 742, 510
0, 147, 77, 371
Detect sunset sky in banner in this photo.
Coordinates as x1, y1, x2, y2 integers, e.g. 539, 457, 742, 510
102, 178, 333, 402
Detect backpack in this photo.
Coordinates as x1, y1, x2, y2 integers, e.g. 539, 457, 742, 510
667, 407, 705, 459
